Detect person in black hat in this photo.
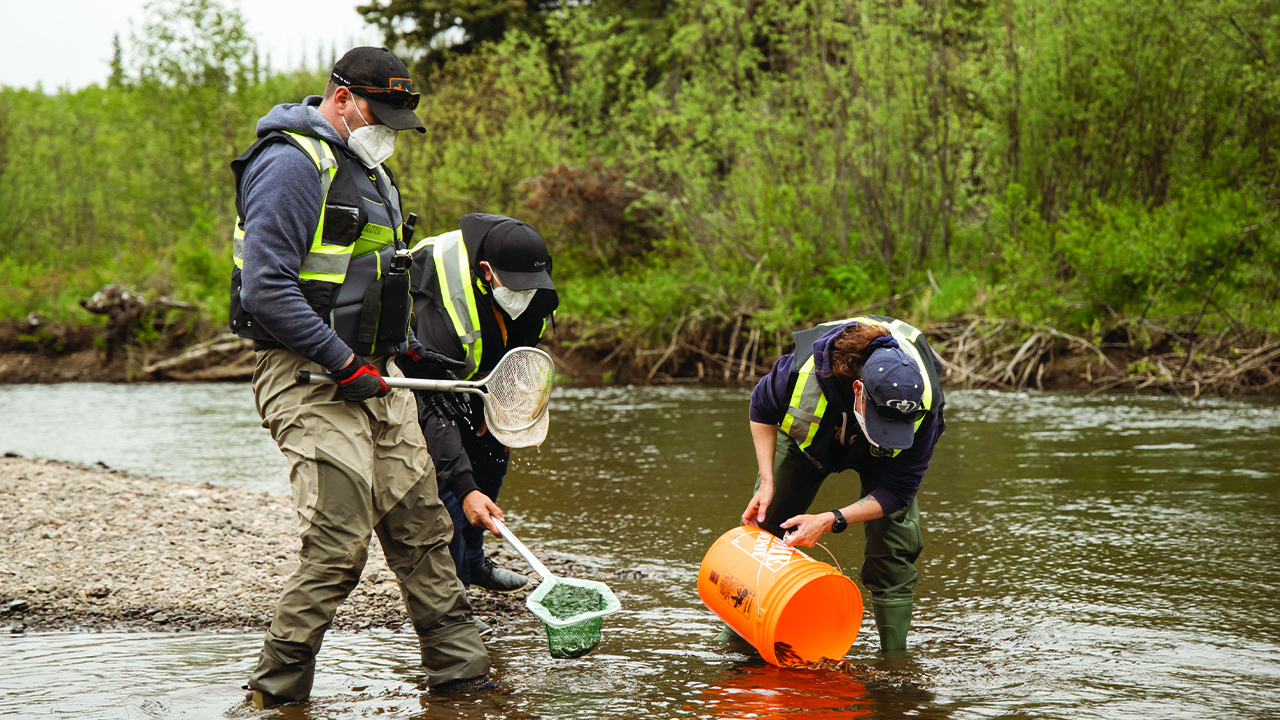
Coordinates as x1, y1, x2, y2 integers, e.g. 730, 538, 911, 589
403, 214, 560, 604
735, 315, 947, 653
231, 47, 495, 708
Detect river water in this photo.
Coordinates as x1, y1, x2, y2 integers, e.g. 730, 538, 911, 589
1, 383, 1278, 719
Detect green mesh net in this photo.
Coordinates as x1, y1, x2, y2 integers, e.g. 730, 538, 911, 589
526, 577, 622, 659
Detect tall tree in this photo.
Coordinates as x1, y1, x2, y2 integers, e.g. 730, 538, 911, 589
126, 0, 256, 90
358, 0, 671, 77
359, 0, 554, 74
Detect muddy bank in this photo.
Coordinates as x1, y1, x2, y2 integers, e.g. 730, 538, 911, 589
0, 455, 606, 635
3, 314, 1278, 395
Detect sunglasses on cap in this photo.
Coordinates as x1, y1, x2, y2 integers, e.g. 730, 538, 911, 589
346, 84, 420, 110
864, 391, 927, 424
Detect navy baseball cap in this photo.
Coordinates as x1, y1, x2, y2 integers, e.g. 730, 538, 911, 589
860, 347, 927, 449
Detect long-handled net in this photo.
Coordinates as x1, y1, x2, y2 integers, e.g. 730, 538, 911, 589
295, 347, 555, 447
493, 519, 621, 659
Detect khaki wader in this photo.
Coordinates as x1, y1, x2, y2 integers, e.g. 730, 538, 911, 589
757, 430, 923, 652
247, 350, 489, 701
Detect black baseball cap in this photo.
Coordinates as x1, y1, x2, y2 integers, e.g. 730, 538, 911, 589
860, 347, 928, 450
331, 47, 425, 134
485, 220, 554, 291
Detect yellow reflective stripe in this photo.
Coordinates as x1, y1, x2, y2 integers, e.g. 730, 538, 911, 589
434, 239, 466, 337
285, 133, 347, 281
889, 329, 932, 412
808, 394, 828, 448
409, 236, 434, 254
780, 358, 810, 437
782, 356, 826, 450
888, 319, 921, 343
233, 221, 245, 268
283, 132, 322, 168
299, 245, 352, 279
432, 230, 483, 378
298, 272, 344, 282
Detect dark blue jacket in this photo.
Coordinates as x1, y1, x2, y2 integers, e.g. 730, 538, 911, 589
749, 323, 942, 514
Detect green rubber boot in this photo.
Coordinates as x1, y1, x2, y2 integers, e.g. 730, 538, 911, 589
871, 598, 913, 653
713, 622, 742, 642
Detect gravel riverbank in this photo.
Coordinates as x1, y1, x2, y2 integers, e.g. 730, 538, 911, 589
0, 455, 591, 636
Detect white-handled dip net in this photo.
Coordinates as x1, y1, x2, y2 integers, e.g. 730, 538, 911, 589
295, 347, 555, 447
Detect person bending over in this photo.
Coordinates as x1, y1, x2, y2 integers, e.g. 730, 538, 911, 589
406, 214, 559, 602
740, 315, 946, 653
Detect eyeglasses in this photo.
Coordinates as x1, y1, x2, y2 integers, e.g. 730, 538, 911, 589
346, 84, 420, 110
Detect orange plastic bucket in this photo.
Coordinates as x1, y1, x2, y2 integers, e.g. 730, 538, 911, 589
697, 526, 862, 666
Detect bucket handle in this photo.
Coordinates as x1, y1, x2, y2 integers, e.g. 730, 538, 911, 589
750, 534, 846, 616
752, 536, 847, 618
814, 542, 844, 575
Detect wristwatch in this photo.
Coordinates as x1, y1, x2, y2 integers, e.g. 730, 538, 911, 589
830, 508, 848, 534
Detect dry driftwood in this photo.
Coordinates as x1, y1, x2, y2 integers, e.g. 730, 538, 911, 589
928, 315, 1278, 396
142, 333, 251, 374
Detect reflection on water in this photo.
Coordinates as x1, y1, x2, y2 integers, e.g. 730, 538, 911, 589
0, 383, 287, 491
689, 662, 875, 718
1, 384, 1279, 719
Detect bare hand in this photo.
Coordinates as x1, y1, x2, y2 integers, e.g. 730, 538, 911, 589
741, 484, 775, 528
779, 512, 831, 547
461, 490, 502, 535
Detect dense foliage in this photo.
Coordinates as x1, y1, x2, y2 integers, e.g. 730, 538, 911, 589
2, 0, 1278, 362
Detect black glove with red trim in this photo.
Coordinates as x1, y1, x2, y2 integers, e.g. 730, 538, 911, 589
330, 355, 390, 402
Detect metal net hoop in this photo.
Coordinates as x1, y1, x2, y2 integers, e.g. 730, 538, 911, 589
484, 349, 555, 447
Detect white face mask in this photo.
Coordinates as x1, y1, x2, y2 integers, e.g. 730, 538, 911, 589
852, 405, 873, 443
492, 284, 537, 319
853, 382, 887, 454
342, 101, 397, 167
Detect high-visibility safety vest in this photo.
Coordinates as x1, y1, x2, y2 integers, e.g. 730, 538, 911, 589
409, 229, 484, 379
408, 226, 553, 381
780, 315, 944, 468
228, 130, 410, 357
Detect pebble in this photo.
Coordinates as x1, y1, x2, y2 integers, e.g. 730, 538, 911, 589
0, 456, 610, 634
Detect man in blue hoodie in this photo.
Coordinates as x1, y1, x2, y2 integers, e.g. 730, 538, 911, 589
739, 315, 946, 653
230, 47, 491, 707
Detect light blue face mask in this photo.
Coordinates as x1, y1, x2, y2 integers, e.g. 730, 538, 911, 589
341, 101, 396, 167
